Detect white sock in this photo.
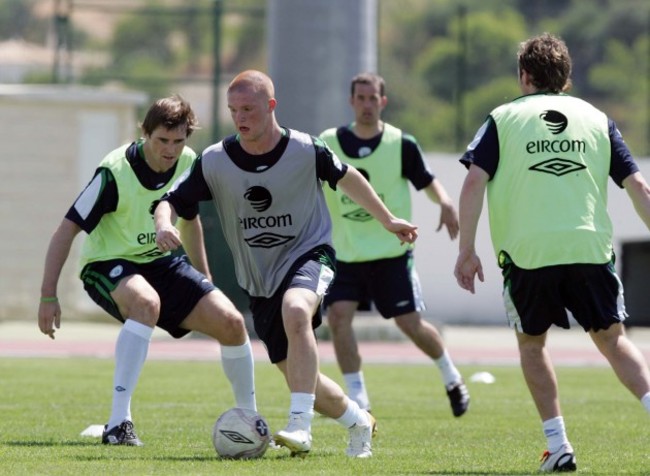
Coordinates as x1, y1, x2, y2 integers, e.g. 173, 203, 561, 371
289, 392, 315, 430
336, 398, 369, 429
343, 371, 371, 410
543, 416, 572, 453
108, 319, 153, 429
435, 349, 463, 388
290, 392, 315, 415
641, 391, 650, 413
221, 339, 256, 411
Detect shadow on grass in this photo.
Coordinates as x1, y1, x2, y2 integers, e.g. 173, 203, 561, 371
71, 454, 303, 462
422, 472, 536, 475
74, 455, 219, 462
4, 440, 97, 447
3, 441, 299, 463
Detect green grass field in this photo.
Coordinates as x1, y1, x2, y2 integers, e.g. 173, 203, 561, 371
1, 359, 648, 475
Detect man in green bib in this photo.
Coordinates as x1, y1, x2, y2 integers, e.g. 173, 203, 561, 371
38, 95, 256, 447
455, 33, 650, 473
320, 72, 469, 418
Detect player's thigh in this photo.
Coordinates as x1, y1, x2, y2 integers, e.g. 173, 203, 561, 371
370, 253, 422, 318
111, 273, 160, 324
588, 321, 625, 350
282, 257, 332, 330
394, 311, 423, 335
565, 261, 626, 332
180, 289, 246, 343
502, 260, 568, 335
323, 260, 368, 308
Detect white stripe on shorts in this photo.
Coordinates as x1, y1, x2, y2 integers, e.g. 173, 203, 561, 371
316, 264, 334, 297
503, 286, 523, 333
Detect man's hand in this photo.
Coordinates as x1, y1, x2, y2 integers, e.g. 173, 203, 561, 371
384, 218, 419, 244
454, 248, 484, 294
437, 202, 459, 240
155, 225, 182, 252
38, 300, 61, 340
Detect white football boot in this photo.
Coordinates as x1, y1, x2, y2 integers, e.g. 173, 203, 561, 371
345, 411, 374, 458
539, 444, 577, 472
273, 413, 312, 457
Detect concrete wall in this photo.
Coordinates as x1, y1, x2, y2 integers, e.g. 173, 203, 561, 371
413, 153, 650, 325
268, 0, 377, 135
0, 85, 147, 320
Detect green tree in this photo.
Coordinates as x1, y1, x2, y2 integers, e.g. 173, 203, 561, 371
589, 37, 649, 155
549, 0, 649, 95
377, 0, 648, 154
111, 4, 176, 69
547, 0, 649, 153
0, 0, 48, 43
380, 1, 527, 151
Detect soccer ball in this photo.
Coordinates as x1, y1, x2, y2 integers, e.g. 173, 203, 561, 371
212, 408, 271, 459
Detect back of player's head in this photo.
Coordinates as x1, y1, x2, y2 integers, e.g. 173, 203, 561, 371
518, 33, 572, 93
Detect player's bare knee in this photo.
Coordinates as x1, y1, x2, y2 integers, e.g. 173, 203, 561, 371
282, 299, 308, 318
118, 293, 160, 326
326, 312, 350, 333
282, 305, 312, 332
217, 310, 247, 343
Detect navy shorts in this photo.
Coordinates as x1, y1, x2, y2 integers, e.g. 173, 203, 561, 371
248, 246, 335, 364
322, 250, 425, 318
500, 252, 627, 335
80, 255, 216, 338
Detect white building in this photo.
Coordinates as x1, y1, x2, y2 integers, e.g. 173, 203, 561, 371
0, 85, 146, 320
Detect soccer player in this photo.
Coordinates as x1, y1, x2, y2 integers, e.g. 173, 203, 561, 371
153, 70, 418, 458
38, 95, 256, 446
454, 33, 650, 472
320, 72, 469, 417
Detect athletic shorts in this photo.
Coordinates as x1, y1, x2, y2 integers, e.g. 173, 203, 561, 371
80, 255, 216, 338
500, 252, 627, 335
248, 246, 335, 364
322, 249, 426, 319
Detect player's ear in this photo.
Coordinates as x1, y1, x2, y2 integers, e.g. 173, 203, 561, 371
268, 97, 277, 113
